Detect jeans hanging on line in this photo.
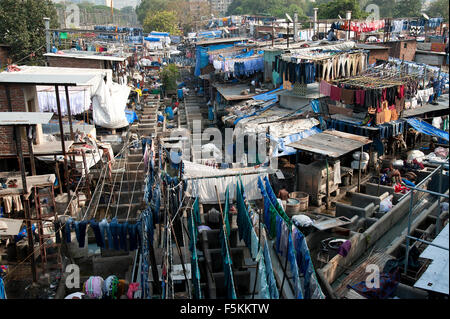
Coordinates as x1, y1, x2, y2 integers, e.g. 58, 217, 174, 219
128, 223, 138, 251
90, 219, 104, 248
109, 217, 121, 251
65, 218, 73, 243
75, 220, 88, 248
119, 222, 129, 251
99, 218, 114, 250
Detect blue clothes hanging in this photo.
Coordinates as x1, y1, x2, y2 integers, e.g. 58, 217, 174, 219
119, 222, 129, 251
0, 277, 6, 299
109, 218, 121, 251
89, 219, 104, 248
263, 240, 279, 299
292, 228, 325, 299
99, 218, 114, 250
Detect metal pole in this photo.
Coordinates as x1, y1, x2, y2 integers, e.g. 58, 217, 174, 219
358, 146, 363, 193
326, 157, 329, 210
405, 236, 449, 250
5, 86, 37, 283
436, 165, 443, 235
169, 223, 191, 298
403, 189, 415, 275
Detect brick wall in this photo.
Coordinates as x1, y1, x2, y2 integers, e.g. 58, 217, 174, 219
0, 85, 30, 156
384, 40, 417, 61
0, 46, 10, 69
47, 56, 104, 69
368, 49, 390, 64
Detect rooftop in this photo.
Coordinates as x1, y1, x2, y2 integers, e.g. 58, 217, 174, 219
0, 112, 52, 125
44, 51, 128, 62
0, 66, 109, 86
287, 129, 372, 158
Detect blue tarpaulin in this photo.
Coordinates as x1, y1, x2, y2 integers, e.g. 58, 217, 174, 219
194, 44, 234, 76
150, 32, 170, 36
252, 86, 284, 102
144, 37, 161, 42
406, 117, 449, 142
269, 126, 322, 157
125, 110, 138, 124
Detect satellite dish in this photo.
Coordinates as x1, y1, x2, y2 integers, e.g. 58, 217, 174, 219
338, 15, 343, 20
422, 13, 430, 20
285, 13, 293, 23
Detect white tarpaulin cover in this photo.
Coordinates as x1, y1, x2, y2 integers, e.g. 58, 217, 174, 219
183, 161, 271, 204
92, 79, 131, 129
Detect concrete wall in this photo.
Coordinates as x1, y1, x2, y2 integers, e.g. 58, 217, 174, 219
321, 183, 426, 284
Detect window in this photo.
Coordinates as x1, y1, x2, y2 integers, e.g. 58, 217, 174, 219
404, 43, 407, 48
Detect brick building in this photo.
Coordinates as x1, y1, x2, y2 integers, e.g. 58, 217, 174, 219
44, 52, 127, 77
0, 66, 109, 157
356, 44, 390, 65
0, 44, 11, 70
381, 39, 417, 61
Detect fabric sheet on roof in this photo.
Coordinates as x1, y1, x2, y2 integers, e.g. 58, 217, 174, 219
406, 117, 449, 141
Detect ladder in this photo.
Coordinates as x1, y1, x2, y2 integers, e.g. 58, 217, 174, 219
33, 184, 61, 270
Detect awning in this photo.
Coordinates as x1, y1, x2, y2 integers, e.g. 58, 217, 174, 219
287, 129, 372, 158
406, 117, 449, 142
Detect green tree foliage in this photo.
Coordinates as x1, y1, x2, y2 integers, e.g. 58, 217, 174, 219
0, 0, 58, 65
426, 0, 449, 22
317, 0, 368, 19
136, 0, 168, 25
392, 0, 423, 18
362, 0, 396, 18
143, 10, 181, 35
227, 0, 311, 19
160, 64, 180, 91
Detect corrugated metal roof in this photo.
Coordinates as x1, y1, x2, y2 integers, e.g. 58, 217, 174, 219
0, 112, 53, 125
287, 129, 372, 158
0, 66, 108, 85
44, 52, 127, 62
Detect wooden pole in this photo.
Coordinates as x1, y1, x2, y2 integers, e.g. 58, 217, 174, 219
26, 125, 36, 176
54, 86, 71, 209
5, 85, 37, 283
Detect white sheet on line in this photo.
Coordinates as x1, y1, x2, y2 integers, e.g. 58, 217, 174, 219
185, 173, 268, 204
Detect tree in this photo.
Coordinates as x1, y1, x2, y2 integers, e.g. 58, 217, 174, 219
0, 0, 58, 65
393, 0, 422, 18
426, 0, 449, 22
227, 0, 310, 19
136, 0, 168, 25
317, 0, 368, 19
143, 10, 181, 35
160, 63, 180, 91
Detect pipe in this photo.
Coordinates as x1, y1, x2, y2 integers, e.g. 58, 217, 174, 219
44, 17, 51, 54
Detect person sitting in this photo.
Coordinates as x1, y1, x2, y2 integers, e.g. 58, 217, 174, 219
327, 28, 338, 41
385, 162, 402, 185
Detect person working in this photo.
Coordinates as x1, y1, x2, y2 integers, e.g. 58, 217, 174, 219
327, 28, 338, 41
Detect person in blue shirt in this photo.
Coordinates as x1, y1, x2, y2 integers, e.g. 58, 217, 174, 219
327, 28, 338, 41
